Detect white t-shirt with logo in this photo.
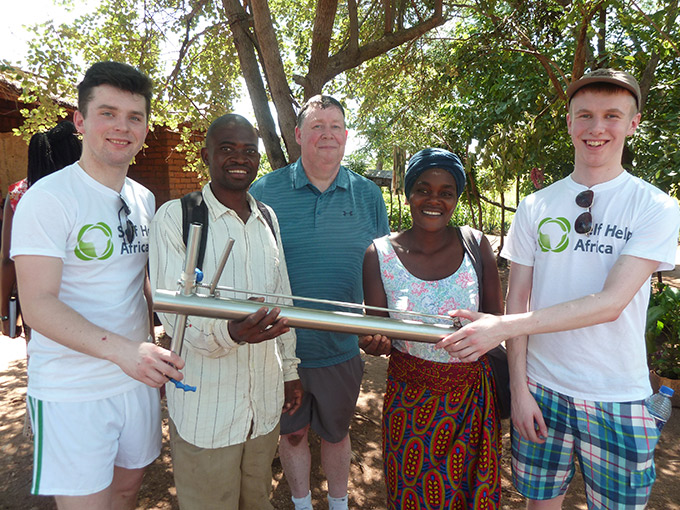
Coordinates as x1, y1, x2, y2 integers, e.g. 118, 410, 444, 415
11, 162, 155, 402
501, 172, 680, 402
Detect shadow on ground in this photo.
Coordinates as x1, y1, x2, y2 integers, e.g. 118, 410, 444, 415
1, 350, 679, 509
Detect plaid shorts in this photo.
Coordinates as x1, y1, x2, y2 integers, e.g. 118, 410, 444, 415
511, 379, 660, 509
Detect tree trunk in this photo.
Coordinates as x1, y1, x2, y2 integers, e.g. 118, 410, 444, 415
225, 0, 445, 168
305, 0, 340, 100
250, 0, 300, 162
221, 0, 288, 169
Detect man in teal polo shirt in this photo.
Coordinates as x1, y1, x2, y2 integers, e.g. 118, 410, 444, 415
250, 95, 389, 510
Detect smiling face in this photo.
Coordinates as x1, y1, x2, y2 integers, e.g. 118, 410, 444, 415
74, 84, 148, 170
202, 120, 260, 197
295, 104, 347, 171
406, 168, 458, 231
567, 89, 640, 174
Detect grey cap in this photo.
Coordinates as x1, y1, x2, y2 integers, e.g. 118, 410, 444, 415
566, 68, 641, 110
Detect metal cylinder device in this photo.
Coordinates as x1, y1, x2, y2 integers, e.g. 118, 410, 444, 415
154, 289, 458, 343
155, 231, 460, 347
169, 223, 203, 355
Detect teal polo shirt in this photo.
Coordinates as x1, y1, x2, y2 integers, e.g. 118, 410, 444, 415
250, 159, 390, 368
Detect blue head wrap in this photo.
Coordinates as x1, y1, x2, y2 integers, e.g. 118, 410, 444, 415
404, 148, 466, 199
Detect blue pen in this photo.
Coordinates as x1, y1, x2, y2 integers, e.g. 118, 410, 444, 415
169, 377, 196, 392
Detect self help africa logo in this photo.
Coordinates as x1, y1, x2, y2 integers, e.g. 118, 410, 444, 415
74, 223, 114, 261
537, 217, 571, 253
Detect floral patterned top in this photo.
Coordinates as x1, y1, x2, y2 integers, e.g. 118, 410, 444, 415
8, 179, 28, 212
374, 230, 482, 363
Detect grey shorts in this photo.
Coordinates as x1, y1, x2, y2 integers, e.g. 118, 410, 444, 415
280, 354, 364, 443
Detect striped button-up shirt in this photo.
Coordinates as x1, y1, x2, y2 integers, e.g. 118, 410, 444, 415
150, 184, 299, 448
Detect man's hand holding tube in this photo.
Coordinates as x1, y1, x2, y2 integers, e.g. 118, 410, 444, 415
227, 296, 290, 345
434, 309, 508, 361
359, 334, 392, 356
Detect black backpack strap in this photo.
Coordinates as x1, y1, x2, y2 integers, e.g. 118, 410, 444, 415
456, 225, 483, 305
256, 200, 277, 243
180, 191, 209, 271
457, 225, 511, 419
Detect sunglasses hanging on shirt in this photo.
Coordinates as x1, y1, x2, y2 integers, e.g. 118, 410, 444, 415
575, 190, 594, 236
118, 194, 136, 244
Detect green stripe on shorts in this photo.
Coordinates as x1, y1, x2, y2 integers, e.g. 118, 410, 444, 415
28, 397, 43, 495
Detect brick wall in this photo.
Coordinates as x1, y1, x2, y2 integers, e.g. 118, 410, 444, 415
129, 128, 204, 208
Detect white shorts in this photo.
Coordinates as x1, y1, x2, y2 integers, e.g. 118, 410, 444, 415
27, 384, 161, 496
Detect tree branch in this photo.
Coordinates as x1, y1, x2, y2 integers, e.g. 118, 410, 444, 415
479, 194, 516, 213
348, 0, 360, 54
629, 0, 680, 58
637, 0, 678, 112
570, 1, 606, 81
384, 0, 393, 33
325, 0, 444, 82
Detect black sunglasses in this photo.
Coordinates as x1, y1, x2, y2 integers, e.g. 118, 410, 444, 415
118, 195, 136, 244
575, 190, 594, 235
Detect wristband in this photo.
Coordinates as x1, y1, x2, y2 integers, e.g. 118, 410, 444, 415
0, 316, 8, 321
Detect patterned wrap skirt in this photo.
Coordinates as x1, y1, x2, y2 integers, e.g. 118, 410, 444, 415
383, 348, 501, 510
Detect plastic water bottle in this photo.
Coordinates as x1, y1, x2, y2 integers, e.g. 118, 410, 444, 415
646, 385, 674, 431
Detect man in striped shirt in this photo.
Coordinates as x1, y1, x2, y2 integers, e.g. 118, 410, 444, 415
150, 114, 302, 509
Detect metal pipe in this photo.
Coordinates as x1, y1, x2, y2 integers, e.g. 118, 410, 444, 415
154, 290, 459, 344
170, 223, 202, 355
198, 283, 453, 323
208, 238, 235, 296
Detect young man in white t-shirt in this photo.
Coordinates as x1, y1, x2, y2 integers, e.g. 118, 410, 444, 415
435, 69, 680, 508
11, 61, 184, 510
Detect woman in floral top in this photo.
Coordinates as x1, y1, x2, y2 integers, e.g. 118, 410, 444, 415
361, 148, 503, 509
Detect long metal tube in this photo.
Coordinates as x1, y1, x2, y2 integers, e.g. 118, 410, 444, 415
154, 290, 459, 344
200, 283, 455, 323
169, 223, 202, 355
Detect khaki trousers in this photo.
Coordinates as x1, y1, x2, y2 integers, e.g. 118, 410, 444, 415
169, 419, 279, 510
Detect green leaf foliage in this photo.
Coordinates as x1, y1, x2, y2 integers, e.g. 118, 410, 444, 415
3, 0, 679, 199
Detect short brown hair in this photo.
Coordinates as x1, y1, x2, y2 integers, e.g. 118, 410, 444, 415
297, 95, 345, 128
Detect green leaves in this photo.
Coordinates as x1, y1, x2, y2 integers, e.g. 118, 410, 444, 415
647, 284, 680, 379
5, 0, 679, 202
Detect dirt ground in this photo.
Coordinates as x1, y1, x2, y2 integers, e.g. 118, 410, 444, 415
1, 341, 680, 510
2, 257, 680, 509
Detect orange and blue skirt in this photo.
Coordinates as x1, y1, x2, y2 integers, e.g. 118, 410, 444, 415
383, 348, 501, 510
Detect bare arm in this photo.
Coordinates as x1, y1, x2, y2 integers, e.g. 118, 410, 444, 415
359, 244, 392, 356
0, 201, 16, 335
437, 254, 659, 360
15, 254, 184, 387
504, 262, 548, 443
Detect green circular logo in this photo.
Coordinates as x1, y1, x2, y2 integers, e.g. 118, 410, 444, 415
74, 222, 114, 260
537, 217, 571, 253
